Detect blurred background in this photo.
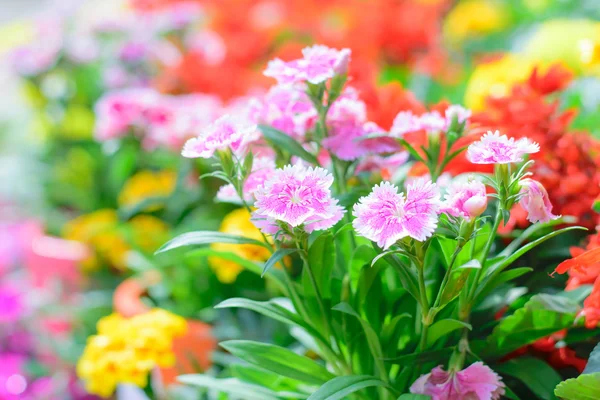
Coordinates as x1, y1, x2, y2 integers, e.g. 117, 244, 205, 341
0, 0, 599, 399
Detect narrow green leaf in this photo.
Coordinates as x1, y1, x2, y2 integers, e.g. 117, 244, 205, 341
307, 375, 390, 400
475, 267, 533, 301
220, 340, 335, 385
383, 348, 454, 365
156, 231, 270, 254
259, 124, 319, 164
263, 248, 297, 277
496, 357, 561, 400
485, 226, 587, 279
308, 233, 336, 299
426, 319, 472, 348
397, 138, 425, 163
439, 260, 481, 306
397, 395, 431, 400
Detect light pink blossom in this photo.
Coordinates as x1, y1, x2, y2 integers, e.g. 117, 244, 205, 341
519, 179, 560, 223
216, 157, 277, 204
352, 179, 440, 249
264, 45, 351, 85
253, 164, 344, 233
356, 152, 409, 178
441, 178, 488, 221
390, 111, 446, 137
323, 98, 398, 160
182, 114, 257, 158
467, 130, 539, 164
445, 105, 471, 126
410, 362, 505, 400
248, 85, 317, 140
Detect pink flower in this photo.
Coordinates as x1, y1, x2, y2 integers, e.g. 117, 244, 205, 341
519, 179, 560, 223
323, 98, 398, 160
467, 130, 539, 164
216, 157, 277, 204
356, 152, 409, 178
352, 179, 440, 249
264, 45, 351, 85
0, 285, 24, 323
94, 88, 160, 141
182, 114, 257, 158
248, 85, 317, 140
253, 164, 344, 233
410, 362, 505, 400
441, 178, 488, 221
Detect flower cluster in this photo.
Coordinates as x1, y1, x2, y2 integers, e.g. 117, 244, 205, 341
95, 89, 223, 151
391, 105, 470, 138
77, 309, 186, 398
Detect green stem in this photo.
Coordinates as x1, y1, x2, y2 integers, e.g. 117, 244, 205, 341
417, 260, 430, 352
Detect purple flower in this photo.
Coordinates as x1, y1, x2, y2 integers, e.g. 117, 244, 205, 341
467, 130, 539, 164
0, 285, 24, 323
248, 85, 317, 140
253, 164, 344, 233
182, 114, 258, 158
216, 157, 277, 204
441, 178, 488, 221
352, 179, 441, 249
519, 179, 560, 223
264, 45, 351, 85
410, 362, 505, 400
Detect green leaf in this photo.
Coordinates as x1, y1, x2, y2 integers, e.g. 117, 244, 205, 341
496, 357, 561, 400
475, 267, 533, 301
554, 373, 600, 400
383, 348, 454, 365
475, 294, 579, 358
333, 302, 387, 379
439, 260, 481, 306
307, 375, 390, 400
350, 245, 377, 292
231, 364, 309, 394
156, 231, 270, 254
184, 248, 285, 292
178, 375, 297, 399
215, 298, 325, 343
397, 395, 431, 400
259, 124, 319, 164
307, 233, 336, 299
220, 340, 335, 385
263, 248, 297, 277
426, 319, 472, 348
485, 226, 586, 279
396, 138, 425, 163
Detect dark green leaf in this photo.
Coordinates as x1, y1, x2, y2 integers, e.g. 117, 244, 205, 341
439, 260, 481, 306
496, 357, 561, 400
383, 347, 454, 365
220, 340, 335, 385
583, 342, 600, 374
308, 234, 336, 299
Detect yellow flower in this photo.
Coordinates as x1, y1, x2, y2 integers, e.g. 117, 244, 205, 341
118, 170, 177, 211
63, 210, 169, 271
522, 19, 600, 76
210, 208, 271, 284
77, 309, 187, 398
464, 54, 538, 111
444, 0, 509, 44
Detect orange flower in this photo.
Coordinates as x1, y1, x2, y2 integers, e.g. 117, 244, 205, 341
555, 247, 600, 276
582, 277, 600, 329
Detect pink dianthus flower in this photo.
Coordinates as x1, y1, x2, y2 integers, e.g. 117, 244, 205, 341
467, 130, 539, 164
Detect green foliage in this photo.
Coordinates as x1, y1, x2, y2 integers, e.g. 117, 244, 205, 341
307, 375, 392, 400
